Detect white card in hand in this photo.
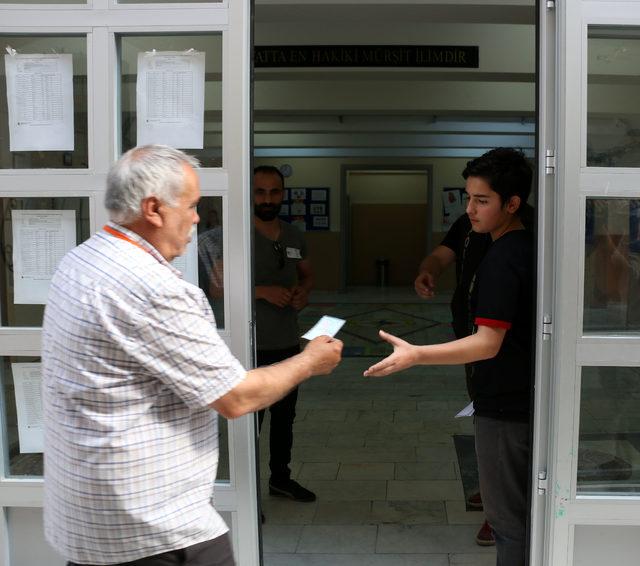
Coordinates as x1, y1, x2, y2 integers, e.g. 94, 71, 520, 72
302, 315, 346, 340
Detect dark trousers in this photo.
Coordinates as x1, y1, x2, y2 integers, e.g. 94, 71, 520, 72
67, 533, 235, 566
475, 416, 530, 566
257, 345, 301, 482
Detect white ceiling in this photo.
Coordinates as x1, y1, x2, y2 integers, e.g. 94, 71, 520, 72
254, 1, 536, 25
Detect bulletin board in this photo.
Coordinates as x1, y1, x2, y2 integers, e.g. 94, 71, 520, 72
278, 187, 330, 231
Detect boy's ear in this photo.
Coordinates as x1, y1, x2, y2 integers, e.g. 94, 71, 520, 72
506, 195, 521, 214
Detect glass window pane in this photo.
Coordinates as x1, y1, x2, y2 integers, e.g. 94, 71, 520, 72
587, 26, 640, 167
118, 33, 222, 167
0, 197, 91, 327
118, 0, 220, 3
216, 416, 229, 482
0, 35, 88, 169
7, 509, 52, 566
578, 367, 640, 496
0, 0, 85, 3
195, 196, 227, 478
584, 198, 640, 333
575, 525, 640, 565
1, 356, 42, 478
197, 196, 227, 480
197, 196, 224, 328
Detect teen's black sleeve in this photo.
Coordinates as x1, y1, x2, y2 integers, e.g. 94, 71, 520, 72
440, 213, 471, 252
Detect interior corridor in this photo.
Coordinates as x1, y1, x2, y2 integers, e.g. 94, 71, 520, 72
259, 288, 496, 566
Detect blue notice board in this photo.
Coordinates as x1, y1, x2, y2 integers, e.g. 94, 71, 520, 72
278, 187, 330, 231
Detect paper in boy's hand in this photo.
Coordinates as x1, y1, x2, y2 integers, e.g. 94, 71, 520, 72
455, 401, 474, 418
302, 315, 346, 340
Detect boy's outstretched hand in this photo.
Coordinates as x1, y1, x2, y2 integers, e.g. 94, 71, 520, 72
363, 330, 419, 377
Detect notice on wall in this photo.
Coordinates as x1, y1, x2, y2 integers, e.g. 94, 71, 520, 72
4, 53, 75, 152
171, 231, 199, 286
442, 187, 466, 230
278, 187, 330, 231
136, 50, 205, 149
12, 363, 44, 454
12, 210, 76, 304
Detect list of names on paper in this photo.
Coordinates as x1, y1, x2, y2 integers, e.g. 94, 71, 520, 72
12, 210, 77, 304
137, 51, 205, 149
4, 53, 75, 151
12, 363, 44, 454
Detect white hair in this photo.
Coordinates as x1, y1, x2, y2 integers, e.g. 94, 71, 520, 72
105, 145, 200, 224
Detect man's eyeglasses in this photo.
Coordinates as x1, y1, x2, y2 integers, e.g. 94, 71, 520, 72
273, 242, 285, 269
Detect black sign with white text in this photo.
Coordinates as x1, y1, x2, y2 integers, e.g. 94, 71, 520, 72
254, 45, 479, 68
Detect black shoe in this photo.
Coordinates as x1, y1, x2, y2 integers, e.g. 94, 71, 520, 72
268, 479, 316, 502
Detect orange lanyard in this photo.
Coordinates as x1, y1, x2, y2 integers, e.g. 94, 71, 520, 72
103, 225, 148, 253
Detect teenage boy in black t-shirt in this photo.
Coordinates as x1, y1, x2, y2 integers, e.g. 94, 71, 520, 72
414, 214, 494, 545
367, 148, 534, 566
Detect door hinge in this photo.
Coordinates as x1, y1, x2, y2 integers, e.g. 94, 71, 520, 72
545, 149, 556, 175
542, 315, 553, 341
546, 0, 555, 9
537, 471, 548, 495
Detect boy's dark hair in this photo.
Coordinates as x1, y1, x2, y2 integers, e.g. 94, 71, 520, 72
462, 148, 533, 208
254, 165, 285, 186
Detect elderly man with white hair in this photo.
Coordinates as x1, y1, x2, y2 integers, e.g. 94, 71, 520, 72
42, 145, 342, 566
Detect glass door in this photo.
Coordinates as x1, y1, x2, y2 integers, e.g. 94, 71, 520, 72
0, 0, 256, 564
540, 2, 640, 564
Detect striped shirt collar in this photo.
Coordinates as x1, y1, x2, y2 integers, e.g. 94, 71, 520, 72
104, 221, 181, 277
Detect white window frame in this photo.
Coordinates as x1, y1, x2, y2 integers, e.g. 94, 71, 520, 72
0, 1, 256, 564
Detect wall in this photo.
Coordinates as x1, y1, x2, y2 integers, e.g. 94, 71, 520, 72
254, 156, 468, 290
347, 171, 428, 204
347, 171, 428, 286
351, 203, 429, 286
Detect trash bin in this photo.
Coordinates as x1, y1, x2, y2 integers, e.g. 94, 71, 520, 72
375, 257, 389, 287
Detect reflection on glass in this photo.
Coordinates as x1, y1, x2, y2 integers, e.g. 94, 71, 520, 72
574, 525, 640, 564
578, 366, 640, 496
118, 33, 222, 167
196, 197, 227, 479
1, 356, 42, 478
119, 0, 220, 3
216, 417, 229, 482
0, 197, 91, 327
587, 26, 640, 167
197, 196, 224, 329
0, 0, 84, 2
0, 35, 88, 169
584, 198, 640, 332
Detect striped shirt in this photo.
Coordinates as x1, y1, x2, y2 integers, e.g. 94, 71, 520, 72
42, 223, 246, 565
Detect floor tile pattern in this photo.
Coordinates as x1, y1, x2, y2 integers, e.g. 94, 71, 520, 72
260, 292, 496, 565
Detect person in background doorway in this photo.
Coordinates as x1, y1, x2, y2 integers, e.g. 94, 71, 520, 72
198, 208, 225, 324
254, 165, 316, 502
42, 145, 342, 566
369, 147, 534, 566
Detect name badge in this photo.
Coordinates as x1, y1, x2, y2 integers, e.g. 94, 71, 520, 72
286, 247, 302, 259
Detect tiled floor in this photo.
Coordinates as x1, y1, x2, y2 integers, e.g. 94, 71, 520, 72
259, 288, 496, 566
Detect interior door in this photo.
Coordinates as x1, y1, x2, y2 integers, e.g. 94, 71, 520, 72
537, 1, 640, 564
0, 1, 257, 564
